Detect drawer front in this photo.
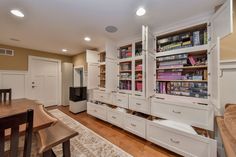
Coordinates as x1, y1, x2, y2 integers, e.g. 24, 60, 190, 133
151, 99, 209, 129
129, 97, 150, 114
124, 115, 146, 138
146, 121, 216, 157
87, 102, 107, 121
107, 110, 123, 127
93, 91, 111, 103
113, 93, 129, 108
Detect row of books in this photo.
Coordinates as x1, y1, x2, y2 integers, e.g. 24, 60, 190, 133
135, 82, 142, 92
158, 59, 187, 68
119, 46, 132, 59
156, 82, 208, 98
156, 54, 188, 62
119, 80, 132, 90
157, 70, 207, 81
120, 73, 131, 79
157, 29, 207, 52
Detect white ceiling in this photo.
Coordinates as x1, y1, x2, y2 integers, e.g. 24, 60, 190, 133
0, 0, 224, 55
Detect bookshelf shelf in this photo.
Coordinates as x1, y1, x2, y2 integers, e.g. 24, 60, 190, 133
156, 79, 208, 83
135, 79, 143, 81
120, 70, 132, 73
156, 65, 207, 70
155, 44, 208, 58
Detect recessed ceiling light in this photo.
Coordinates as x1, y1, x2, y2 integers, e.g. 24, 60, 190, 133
62, 49, 67, 52
10, 9, 24, 18
84, 37, 91, 42
136, 7, 146, 16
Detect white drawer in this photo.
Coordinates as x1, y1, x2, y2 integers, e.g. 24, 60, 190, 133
124, 114, 146, 139
113, 93, 129, 108
87, 102, 107, 121
151, 98, 213, 130
129, 96, 150, 114
146, 120, 217, 157
107, 108, 124, 127
93, 90, 111, 104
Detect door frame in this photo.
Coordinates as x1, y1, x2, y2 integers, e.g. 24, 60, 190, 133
74, 65, 85, 87
28, 56, 62, 105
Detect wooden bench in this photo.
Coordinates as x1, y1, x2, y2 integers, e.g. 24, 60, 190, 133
37, 121, 78, 157
216, 104, 236, 157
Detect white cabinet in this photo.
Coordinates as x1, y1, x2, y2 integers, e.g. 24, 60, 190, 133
151, 97, 214, 130
93, 90, 112, 104
87, 102, 107, 121
86, 50, 99, 63
107, 107, 124, 127
113, 92, 129, 108
146, 120, 217, 157
105, 58, 118, 92
123, 113, 146, 139
129, 96, 150, 114
87, 63, 99, 89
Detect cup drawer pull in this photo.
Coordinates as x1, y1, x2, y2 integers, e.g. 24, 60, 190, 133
172, 110, 181, 114
117, 99, 122, 102
131, 123, 136, 127
112, 116, 116, 119
170, 138, 180, 144
136, 103, 141, 106
94, 110, 97, 112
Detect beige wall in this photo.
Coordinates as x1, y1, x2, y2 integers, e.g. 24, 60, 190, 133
72, 52, 87, 71
220, 1, 236, 60
0, 44, 72, 71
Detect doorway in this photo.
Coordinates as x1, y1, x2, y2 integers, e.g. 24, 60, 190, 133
28, 56, 61, 107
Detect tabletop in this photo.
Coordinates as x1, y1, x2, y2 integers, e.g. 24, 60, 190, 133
0, 98, 57, 137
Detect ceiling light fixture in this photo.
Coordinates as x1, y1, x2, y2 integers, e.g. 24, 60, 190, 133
10, 9, 24, 18
84, 37, 91, 42
62, 49, 67, 52
136, 7, 146, 16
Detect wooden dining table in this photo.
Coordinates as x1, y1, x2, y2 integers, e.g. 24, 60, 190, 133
0, 98, 57, 138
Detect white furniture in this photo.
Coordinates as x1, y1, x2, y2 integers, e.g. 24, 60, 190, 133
69, 100, 87, 113
87, 1, 233, 156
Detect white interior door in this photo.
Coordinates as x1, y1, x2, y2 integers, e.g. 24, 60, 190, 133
29, 57, 60, 107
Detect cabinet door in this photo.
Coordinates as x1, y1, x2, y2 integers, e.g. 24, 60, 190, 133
209, 38, 220, 110
106, 58, 118, 92
105, 40, 117, 60
143, 25, 156, 97
87, 63, 99, 89
210, 0, 233, 43
86, 50, 99, 63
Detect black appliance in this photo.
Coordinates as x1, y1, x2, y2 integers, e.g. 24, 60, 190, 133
69, 87, 87, 102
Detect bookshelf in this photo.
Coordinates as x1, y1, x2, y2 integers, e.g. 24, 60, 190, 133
135, 41, 142, 56
119, 44, 132, 59
156, 23, 208, 53
119, 60, 132, 91
135, 59, 143, 92
99, 52, 106, 88
156, 49, 208, 99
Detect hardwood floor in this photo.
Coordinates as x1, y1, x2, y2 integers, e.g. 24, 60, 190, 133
49, 106, 181, 157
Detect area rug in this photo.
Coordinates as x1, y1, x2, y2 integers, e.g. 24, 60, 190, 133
49, 109, 133, 157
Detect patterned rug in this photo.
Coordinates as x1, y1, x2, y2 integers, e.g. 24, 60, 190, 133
49, 109, 132, 157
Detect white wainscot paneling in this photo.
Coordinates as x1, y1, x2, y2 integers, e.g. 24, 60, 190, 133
220, 60, 236, 113
0, 71, 28, 99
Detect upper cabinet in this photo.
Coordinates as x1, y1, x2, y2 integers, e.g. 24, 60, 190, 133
210, 0, 233, 44
86, 50, 99, 63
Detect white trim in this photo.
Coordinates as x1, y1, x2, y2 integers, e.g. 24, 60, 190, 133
74, 65, 85, 87
220, 59, 236, 69
28, 56, 62, 105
